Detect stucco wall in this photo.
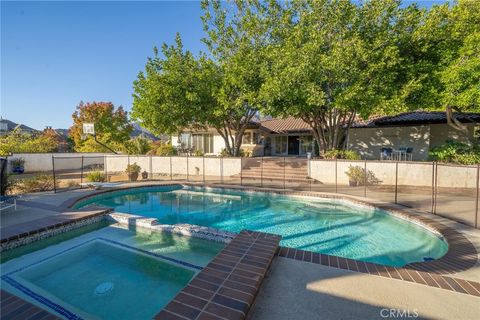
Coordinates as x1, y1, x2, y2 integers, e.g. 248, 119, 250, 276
309, 160, 477, 188
347, 126, 431, 161
429, 123, 475, 148
8, 153, 107, 173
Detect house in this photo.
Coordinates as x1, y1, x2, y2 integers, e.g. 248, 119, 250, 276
0, 118, 37, 136
347, 111, 479, 161
171, 116, 315, 157
171, 111, 479, 160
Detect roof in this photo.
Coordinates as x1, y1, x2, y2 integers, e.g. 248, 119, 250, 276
258, 116, 310, 133
0, 119, 37, 133
352, 111, 480, 128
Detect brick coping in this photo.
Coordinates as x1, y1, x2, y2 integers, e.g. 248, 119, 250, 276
1, 289, 60, 320
277, 247, 480, 298
155, 230, 281, 320
65, 182, 478, 276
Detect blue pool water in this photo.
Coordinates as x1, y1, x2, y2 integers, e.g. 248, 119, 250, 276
76, 185, 448, 267
1, 223, 224, 319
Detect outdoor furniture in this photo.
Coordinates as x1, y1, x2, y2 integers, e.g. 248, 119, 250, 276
0, 195, 17, 212
391, 147, 413, 161
380, 147, 393, 160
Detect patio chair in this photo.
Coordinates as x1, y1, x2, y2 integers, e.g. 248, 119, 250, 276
406, 147, 413, 161
380, 147, 393, 160
0, 195, 17, 212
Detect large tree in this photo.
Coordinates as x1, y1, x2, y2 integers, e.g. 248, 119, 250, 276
69, 101, 132, 152
132, 1, 271, 156
419, 0, 480, 130
260, 0, 423, 152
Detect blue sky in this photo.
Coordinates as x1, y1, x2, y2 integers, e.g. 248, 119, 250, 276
1, 1, 447, 130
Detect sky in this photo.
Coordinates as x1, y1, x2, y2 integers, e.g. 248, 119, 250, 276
1, 0, 448, 130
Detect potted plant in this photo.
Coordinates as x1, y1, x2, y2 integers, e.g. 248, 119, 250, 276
10, 158, 25, 174
141, 170, 148, 180
125, 163, 141, 182
345, 165, 363, 187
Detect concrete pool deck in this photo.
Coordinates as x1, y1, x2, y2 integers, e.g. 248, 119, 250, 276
249, 257, 479, 320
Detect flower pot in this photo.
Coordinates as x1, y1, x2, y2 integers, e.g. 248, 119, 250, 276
348, 180, 357, 187
141, 171, 148, 179
128, 172, 139, 182
13, 166, 24, 174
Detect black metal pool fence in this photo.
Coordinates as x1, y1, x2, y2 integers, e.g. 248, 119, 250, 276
50, 155, 479, 229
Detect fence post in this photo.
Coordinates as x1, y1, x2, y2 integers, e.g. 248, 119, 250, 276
170, 156, 173, 180
203, 156, 205, 184
394, 161, 398, 204
221, 157, 224, 184
433, 162, 438, 214
52, 156, 56, 193
475, 164, 479, 229
104, 155, 108, 182
283, 157, 286, 189
186, 154, 189, 182
149, 155, 153, 180
335, 159, 338, 193
363, 160, 367, 197
261, 157, 263, 187
240, 157, 243, 186
80, 156, 84, 189
127, 155, 130, 183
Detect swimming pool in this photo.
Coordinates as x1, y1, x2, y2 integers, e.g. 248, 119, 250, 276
76, 185, 448, 267
1, 222, 224, 319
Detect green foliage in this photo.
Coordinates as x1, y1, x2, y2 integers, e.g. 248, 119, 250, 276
323, 150, 360, 160
14, 175, 55, 193
10, 158, 25, 168
120, 136, 153, 155
154, 143, 177, 156
85, 171, 106, 182
125, 162, 141, 174
345, 166, 380, 186
429, 141, 480, 165
0, 130, 60, 155
70, 101, 132, 152
193, 149, 204, 156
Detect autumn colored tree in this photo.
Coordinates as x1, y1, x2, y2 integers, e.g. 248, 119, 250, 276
69, 101, 132, 152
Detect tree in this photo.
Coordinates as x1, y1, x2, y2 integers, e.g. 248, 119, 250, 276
403, 0, 480, 131
260, 0, 422, 152
69, 101, 132, 152
132, 1, 270, 156
0, 129, 59, 155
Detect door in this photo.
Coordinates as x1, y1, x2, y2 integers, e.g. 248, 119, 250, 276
288, 136, 299, 155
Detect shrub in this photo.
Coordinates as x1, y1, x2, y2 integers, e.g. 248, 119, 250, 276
193, 149, 204, 156
429, 141, 480, 165
323, 149, 360, 160
86, 171, 106, 182
125, 163, 141, 174
220, 148, 246, 157
156, 143, 177, 156
345, 165, 380, 186
15, 175, 55, 193
10, 158, 25, 168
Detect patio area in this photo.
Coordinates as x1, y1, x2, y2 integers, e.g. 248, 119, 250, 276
1, 182, 479, 319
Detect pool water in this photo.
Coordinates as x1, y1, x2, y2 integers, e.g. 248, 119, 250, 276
77, 185, 448, 267
1, 223, 224, 319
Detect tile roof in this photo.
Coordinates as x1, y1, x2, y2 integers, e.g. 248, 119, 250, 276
258, 116, 311, 133
352, 111, 480, 128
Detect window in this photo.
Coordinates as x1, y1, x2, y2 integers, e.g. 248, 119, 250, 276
299, 136, 313, 155
274, 136, 287, 155
242, 132, 252, 144
191, 134, 214, 153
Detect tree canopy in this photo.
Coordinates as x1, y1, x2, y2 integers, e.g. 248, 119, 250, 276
132, 0, 480, 154
69, 101, 132, 152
